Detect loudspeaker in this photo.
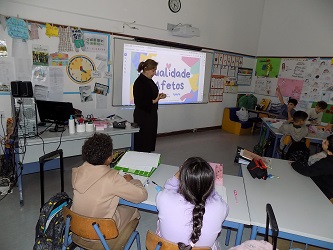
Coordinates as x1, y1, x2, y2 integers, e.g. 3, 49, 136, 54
11, 81, 21, 97
10, 81, 33, 97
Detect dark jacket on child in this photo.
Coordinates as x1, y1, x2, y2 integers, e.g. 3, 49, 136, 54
291, 155, 333, 199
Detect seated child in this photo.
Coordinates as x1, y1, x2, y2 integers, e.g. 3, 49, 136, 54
278, 110, 309, 150
276, 86, 298, 122
306, 101, 328, 124
156, 157, 229, 250
291, 135, 333, 200
71, 133, 148, 232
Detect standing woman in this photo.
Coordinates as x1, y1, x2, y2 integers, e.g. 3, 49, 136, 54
133, 59, 166, 152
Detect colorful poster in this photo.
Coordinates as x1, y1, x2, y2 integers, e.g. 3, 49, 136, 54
277, 78, 304, 100
32, 44, 49, 66
84, 33, 108, 53
255, 58, 281, 78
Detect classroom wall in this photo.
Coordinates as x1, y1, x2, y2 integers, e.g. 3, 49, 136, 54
257, 0, 333, 56
0, 0, 263, 133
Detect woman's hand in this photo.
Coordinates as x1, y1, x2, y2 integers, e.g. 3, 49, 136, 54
152, 93, 167, 104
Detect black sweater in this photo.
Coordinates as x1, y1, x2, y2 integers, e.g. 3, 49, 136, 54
292, 155, 333, 199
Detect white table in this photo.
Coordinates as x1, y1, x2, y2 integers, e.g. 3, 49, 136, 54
16, 126, 139, 205
241, 158, 333, 249
120, 164, 250, 246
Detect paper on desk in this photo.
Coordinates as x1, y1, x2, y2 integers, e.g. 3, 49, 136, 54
215, 185, 228, 204
116, 151, 160, 172
270, 121, 283, 129
118, 170, 148, 184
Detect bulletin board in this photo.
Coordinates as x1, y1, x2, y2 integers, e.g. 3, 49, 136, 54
0, 17, 112, 110
254, 57, 333, 122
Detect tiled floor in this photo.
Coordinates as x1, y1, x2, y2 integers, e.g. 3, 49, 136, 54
1, 129, 321, 250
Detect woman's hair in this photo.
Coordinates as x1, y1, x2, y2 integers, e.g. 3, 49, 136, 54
327, 134, 333, 153
82, 133, 113, 165
137, 59, 158, 72
177, 157, 215, 250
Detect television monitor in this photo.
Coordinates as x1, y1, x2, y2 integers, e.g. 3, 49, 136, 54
36, 100, 74, 132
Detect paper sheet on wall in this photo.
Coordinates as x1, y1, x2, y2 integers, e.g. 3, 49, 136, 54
15, 58, 32, 81
277, 78, 304, 100
278, 58, 310, 79
0, 57, 15, 85
48, 67, 64, 101
96, 94, 107, 109
34, 85, 48, 100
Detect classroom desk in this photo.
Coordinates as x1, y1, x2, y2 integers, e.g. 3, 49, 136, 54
119, 164, 250, 246
260, 118, 326, 158
16, 126, 139, 205
248, 109, 278, 118
241, 159, 333, 249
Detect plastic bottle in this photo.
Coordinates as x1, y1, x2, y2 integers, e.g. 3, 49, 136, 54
68, 115, 75, 134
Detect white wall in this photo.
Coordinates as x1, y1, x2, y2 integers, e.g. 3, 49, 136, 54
257, 0, 333, 56
0, 0, 263, 133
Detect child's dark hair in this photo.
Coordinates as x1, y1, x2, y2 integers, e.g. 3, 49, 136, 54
137, 59, 158, 72
293, 110, 308, 123
288, 98, 298, 106
82, 133, 113, 165
177, 157, 214, 250
327, 134, 333, 153
316, 101, 328, 110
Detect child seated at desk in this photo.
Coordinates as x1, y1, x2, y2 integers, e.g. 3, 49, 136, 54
278, 110, 309, 151
306, 101, 328, 125
291, 135, 333, 200
276, 86, 298, 122
71, 133, 148, 232
156, 157, 229, 250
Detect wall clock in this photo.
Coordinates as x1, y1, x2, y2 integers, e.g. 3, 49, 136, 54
168, 0, 181, 13
67, 55, 95, 84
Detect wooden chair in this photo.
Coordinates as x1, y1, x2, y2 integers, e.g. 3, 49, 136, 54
145, 230, 211, 250
62, 206, 141, 250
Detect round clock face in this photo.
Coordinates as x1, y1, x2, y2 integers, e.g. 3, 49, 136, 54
67, 55, 95, 84
168, 0, 181, 13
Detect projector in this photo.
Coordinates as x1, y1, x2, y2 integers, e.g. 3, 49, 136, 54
171, 24, 200, 38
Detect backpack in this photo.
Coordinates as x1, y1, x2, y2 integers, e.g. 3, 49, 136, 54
33, 192, 72, 250
282, 138, 310, 163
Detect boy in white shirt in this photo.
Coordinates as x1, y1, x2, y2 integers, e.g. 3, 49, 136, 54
306, 101, 328, 125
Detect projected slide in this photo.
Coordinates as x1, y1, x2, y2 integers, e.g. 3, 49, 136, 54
122, 44, 206, 105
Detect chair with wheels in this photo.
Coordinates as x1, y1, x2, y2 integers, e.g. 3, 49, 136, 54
62, 206, 141, 250
146, 230, 211, 250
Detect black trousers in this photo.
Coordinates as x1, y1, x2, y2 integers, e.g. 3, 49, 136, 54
133, 107, 158, 152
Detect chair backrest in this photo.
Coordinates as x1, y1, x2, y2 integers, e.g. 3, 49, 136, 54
145, 230, 211, 250
282, 135, 310, 148
62, 206, 119, 240
265, 204, 279, 250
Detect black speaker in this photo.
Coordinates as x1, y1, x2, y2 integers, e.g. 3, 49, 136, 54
21, 81, 33, 97
10, 81, 33, 97
11, 81, 21, 97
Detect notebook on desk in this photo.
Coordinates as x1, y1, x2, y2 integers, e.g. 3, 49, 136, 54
114, 151, 160, 177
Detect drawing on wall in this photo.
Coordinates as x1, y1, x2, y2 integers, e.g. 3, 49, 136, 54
277, 78, 304, 100
278, 58, 309, 79
255, 77, 278, 96
255, 58, 281, 78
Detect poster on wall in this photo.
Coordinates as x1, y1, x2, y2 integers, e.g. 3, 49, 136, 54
278, 58, 309, 79
237, 68, 253, 86
254, 77, 278, 96
255, 58, 281, 78
277, 78, 304, 100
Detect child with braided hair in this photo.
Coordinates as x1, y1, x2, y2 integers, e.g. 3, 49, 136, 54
156, 157, 229, 250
